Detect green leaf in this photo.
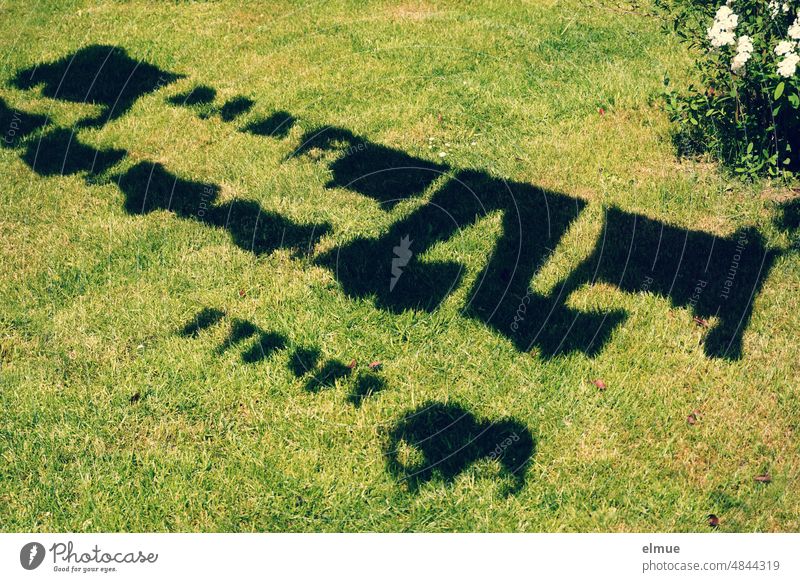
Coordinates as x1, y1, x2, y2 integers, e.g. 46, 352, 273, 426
774, 82, 785, 100
746, 142, 754, 154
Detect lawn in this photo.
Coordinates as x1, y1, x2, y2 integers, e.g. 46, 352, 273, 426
0, 0, 798, 532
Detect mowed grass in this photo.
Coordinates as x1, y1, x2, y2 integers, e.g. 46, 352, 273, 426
1, 0, 799, 532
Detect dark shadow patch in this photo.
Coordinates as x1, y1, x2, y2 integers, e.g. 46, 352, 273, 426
22, 128, 125, 177
288, 346, 321, 377
777, 197, 800, 233
116, 161, 330, 257
556, 207, 778, 359
294, 126, 447, 209
179, 307, 225, 337
243, 111, 296, 138
216, 318, 260, 353
213, 198, 328, 257
12, 44, 182, 127
0, 97, 50, 148
118, 161, 218, 216
219, 96, 254, 122
167, 85, 216, 107
303, 359, 352, 392
313, 167, 612, 358
241, 331, 287, 363
385, 402, 534, 495
346, 373, 386, 407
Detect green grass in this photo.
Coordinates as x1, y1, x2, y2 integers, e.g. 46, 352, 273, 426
1, 0, 799, 532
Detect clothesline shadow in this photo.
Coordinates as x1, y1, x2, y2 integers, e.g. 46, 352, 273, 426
6, 44, 792, 362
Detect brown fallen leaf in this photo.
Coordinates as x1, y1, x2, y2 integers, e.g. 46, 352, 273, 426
238, 289, 247, 298
708, 514, 720, 528
687, 413, 697, 425
754, 474, 772, 484
346, 359, 357, 370
693, 316, 709, 328
368, 361, 382, 371
592, 379, 606, 390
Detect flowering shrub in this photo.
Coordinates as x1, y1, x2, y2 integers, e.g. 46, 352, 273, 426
658, 0, 800, 177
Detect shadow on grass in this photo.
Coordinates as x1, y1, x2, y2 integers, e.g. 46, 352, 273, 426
293, 123, 780, 360
385, 402, 535, 495
0, 97, 50, 148
179, 307, 225, 337
12, 44, 181, 127
347, 373, 386, 407
242, 111, 297, 138
292, 126, 448, 209
556, 208, 778, 359
167, 85, 254, 121
215, 318, 287, 364
22, 128, 126, 177
117, 161, 330, 257
7, 45, 784, 361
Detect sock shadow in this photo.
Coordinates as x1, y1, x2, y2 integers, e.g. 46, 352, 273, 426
219, 96, 254, 121
385, 402, 535, 495
214, 318, 287, 363
346, 373, 386, 407
777, 197, 800, 233
302, 359, 352, 393
12, 44, 182, 128
241, 330, 287, 364
167, 85, 216, 107
242, 111, 297, 138
179, 307, 225, 337
167, 86, 253, 122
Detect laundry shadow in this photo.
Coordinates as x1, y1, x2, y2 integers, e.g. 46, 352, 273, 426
179, 307, 225, 337
556, 207, 778, 359
312, 154, 618, 355
214, 318, 287, 363
12, 44, 181, 127
777, 196, 800, 233
302, 359, 352, 392
22, 128, 126, 177
167, 84, 217, 118
288, 346, 322, 377
167, 86, 254, 121
0, 97, 50, 148
294, 126, 447, 209
117, 161, 330, 256
243, 111, 297, 138
385, 402, 535, 494
219, 96, 254, 121
167, 85, 216, 107
347, 373, 386, 407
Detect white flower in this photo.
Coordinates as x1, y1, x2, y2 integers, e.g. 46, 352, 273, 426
731, 35, 753, 73
776, 40, 796, 55
708, 5, 739, 48
789, 15, 800, 40
769, 0, 791, 17
777, 51, 800, 77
